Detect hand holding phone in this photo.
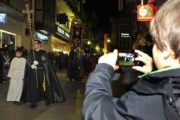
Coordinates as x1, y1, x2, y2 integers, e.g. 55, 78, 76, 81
132, 50, 153, 73
99, 49, 119, 70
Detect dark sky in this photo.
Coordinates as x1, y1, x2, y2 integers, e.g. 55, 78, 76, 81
84, 0, 118, 33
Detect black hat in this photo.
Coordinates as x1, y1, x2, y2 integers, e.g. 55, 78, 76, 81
145, 35, 153, 43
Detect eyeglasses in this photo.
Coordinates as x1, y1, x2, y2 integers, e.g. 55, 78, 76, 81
33, 43, 39, 45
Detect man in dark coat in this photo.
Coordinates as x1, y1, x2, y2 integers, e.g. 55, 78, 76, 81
144, 35, 153, 58
24, 40, 66, 108
0, 48, 5, 83
67, 48, 76, 81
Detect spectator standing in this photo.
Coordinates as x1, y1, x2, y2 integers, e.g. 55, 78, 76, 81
0, 48, 5, 83
81, 1, 180, 120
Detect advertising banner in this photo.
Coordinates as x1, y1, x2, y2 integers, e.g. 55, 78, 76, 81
137, 5, 154, 21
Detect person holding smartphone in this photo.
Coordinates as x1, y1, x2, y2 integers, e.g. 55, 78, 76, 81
81, 0, 180, 120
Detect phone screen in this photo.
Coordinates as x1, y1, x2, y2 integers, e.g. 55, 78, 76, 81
118, 52, 136, 66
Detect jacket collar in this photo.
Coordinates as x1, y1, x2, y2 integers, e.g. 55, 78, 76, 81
132, 66, 180, 95
139, 66, 180, 80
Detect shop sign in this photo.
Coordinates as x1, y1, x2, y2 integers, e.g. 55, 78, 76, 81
121, 33, 131, 38
137, 5, 154, 21
57, 26, 70, 38
0, 14, 6, 24
36, 32, 48, 42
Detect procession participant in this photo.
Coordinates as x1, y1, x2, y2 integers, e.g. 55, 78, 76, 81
25, 40, 66, 108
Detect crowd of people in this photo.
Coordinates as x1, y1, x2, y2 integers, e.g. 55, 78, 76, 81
66, 48, 100, 81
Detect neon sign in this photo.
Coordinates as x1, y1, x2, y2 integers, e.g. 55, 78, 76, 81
36, 33, 48, 42
0, 14, 6, 24
121, 33, 131, 38
57, 26, 70, 38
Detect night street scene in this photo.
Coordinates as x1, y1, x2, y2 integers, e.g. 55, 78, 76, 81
1, 0, 180, 120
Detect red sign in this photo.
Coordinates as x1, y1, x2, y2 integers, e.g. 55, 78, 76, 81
137, 5, 154, 21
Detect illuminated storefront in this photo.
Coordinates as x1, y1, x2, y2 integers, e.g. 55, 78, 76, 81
51, 26, 71, 54
51, 36, 70, 54
0, 14, 16, 48
0, 13, 27, 49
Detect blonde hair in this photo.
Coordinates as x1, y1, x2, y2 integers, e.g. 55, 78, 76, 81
150, 0, 180, 58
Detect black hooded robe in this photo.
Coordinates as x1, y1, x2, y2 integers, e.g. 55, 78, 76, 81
22, 50, 66, 104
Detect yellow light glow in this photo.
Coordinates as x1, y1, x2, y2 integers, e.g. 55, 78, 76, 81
53, 48, 69, 54
87, 41, 91, 45
103, 49, 107, 55
95, 46, 99, 50
107, 39, 111, 43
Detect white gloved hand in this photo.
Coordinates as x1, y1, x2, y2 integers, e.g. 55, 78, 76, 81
98, 49, 119, 70
31, 64, 37, 69
33, 60, 39, 65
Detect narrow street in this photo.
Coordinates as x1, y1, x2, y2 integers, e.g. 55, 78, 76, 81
0, 69, 124, 120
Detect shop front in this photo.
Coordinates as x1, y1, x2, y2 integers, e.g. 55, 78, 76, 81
0, 29, 16, 48
51, 26, 71, 54
51, 36, 70, 54
0, 13, 28, 49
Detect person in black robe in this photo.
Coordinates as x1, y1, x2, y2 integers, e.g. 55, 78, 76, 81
23, 40, 66, 108
66, 48, 76, 81
0, 48, 5, 83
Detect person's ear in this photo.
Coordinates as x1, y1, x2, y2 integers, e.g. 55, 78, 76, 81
163, 42, 174, 59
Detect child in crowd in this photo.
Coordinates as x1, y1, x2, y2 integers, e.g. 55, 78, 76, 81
81, 0, 180, 120
7, 47, 26, 105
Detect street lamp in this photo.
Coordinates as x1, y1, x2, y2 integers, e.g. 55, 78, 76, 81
95, 46, 99, 51
107, 39, 111, 43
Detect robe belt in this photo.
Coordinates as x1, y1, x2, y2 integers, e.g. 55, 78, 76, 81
37, 67, 43, 69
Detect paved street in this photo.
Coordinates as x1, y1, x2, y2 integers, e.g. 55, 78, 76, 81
0, 69, 125, 120
0, 70, 86, 120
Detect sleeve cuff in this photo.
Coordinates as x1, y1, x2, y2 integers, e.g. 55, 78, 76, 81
94, 63, 114, 77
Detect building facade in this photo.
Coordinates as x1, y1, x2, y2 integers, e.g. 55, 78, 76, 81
0, 0, 29, 49
0, 0, 86, 54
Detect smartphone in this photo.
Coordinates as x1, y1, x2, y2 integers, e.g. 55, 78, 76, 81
117, 52, 139, 66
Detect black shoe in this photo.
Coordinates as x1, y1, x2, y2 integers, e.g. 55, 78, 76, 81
16, 101, 21, 105
29, 104, 37, 108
